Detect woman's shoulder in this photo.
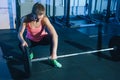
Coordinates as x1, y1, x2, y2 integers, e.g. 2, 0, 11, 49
41, 16, 49, 25
42, 16, 50, 23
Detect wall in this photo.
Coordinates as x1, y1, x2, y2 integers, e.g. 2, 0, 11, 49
0, 0, 16, 29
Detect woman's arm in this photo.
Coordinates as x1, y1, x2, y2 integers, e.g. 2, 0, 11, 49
18, 17, 28, 47
42, 16, 58, 58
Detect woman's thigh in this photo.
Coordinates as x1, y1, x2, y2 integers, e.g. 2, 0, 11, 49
26, 35, 52, 47
38, 35, 52, 45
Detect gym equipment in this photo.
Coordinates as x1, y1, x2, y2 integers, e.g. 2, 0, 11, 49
23, 46, 32, 77
22, 35, 120, 77
109, 36, 120, 59
32, 48, 114, 62
80, 23, 96, 27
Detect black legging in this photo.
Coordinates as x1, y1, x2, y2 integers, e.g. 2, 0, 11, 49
20, 34, 53, 55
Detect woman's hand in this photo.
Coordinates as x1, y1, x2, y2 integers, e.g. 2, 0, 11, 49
21, 41, 28, 52
22, 41, 28, 47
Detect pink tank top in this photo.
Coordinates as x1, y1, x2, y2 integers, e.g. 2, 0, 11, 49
26, 22, 48, 42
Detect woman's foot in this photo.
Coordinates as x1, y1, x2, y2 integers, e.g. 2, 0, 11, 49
50, 59, 62, 68
29, 52, 34, 60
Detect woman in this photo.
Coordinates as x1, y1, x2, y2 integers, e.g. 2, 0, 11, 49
18, 2, 62, 68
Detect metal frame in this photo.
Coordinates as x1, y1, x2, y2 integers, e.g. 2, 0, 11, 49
52, 0, 55, 21
105, 0, 112, 23
15, 0, 21, 32
8, 0, 14, 29
115, 0, 120, 23
88, 0, 92, 16
99, 0, 103, 12
94, 0, 98, 13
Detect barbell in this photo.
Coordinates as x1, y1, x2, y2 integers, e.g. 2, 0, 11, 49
31, 48, 114, 62
22, 35, 120, 77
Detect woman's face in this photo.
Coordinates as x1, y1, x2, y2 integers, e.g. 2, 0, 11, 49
37, 13, 44, 20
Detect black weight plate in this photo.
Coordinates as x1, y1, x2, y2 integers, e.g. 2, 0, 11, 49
109, 36, 120, 59
23, 47, 32, 78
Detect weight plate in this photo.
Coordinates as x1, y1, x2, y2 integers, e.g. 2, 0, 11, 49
109, 36, 120, 60
23, 47, 32, 78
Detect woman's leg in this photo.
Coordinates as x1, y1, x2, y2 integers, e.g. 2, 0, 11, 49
39, 35, 62, 68
25, 38, 34, 59
38, 35, 54, 58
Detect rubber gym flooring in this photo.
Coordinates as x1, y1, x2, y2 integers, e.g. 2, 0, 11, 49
0, 22, 120, 80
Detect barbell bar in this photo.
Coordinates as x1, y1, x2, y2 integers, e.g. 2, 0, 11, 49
31, 47, 114, 62
80, 23, 96, 27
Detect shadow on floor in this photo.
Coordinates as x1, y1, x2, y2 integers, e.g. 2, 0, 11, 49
64, 40, 92, 51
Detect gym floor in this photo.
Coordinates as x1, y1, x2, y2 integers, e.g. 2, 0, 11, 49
0, 22, 120, 80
